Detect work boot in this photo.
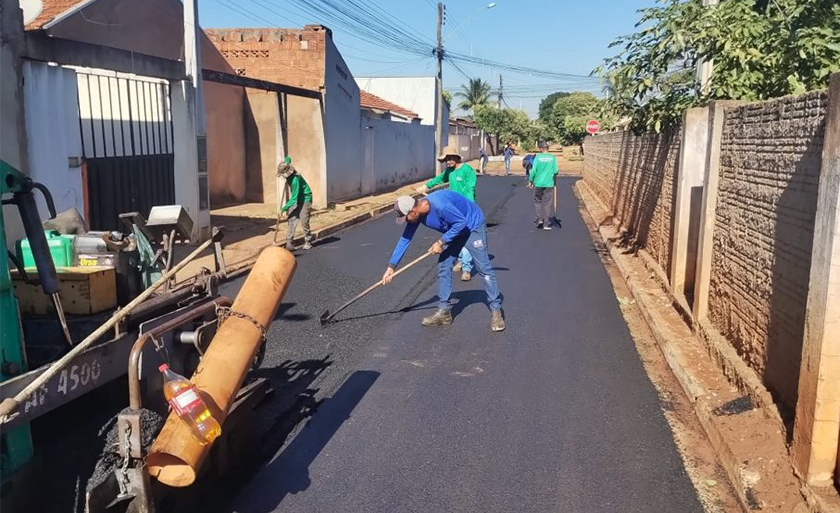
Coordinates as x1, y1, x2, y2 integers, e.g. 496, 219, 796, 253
421, 309, 453, 327
302, 241, 313, 250
491, 310, 505, 332
452, 262, 463, 273
461, 271, 471, 282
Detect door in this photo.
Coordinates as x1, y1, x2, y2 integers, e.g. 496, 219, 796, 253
77, 72, 175, 230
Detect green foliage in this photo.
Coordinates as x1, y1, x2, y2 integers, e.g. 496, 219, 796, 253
537, 91, 571, 121
442, 89, 452, 110
597, 0, 840, 132
473, 106, 539, 148
454, 78, 492, 113
548, 92, 606, 145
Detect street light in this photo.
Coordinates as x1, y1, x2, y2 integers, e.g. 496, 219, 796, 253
448, 2, 498, 56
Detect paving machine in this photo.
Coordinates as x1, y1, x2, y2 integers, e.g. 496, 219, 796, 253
0, 161, 292, 512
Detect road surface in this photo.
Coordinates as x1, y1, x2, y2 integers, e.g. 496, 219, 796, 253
218, 176, 704, 513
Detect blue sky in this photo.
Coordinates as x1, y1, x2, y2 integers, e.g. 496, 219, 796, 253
199, 0, 652, 117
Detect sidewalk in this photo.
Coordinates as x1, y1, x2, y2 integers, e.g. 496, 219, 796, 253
175, 179, 429, 281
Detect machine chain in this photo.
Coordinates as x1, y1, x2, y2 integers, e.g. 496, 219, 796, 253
215, 306, 267, 343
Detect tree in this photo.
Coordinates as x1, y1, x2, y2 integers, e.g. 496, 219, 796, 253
597, 0, 840, 132
549, 92, 604, 145
473, 106, 533, 153
455, 78, 492, 113
442, 89, 452, 111
538, 91, 571, 121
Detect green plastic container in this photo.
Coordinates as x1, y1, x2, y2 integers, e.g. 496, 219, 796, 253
15, 230, 74, 269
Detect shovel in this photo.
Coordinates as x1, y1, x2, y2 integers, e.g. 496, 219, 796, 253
319, 250, 434, 325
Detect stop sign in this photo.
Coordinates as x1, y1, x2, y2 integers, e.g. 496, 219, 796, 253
586, 120, 600, 134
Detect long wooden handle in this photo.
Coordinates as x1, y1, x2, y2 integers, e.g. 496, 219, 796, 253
325, 250, 434, 321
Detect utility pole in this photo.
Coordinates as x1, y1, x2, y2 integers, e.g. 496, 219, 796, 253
435, 2, 444, 174
184, 0, 209, 213
498, 74, 503, 108
696, 0, 718, 95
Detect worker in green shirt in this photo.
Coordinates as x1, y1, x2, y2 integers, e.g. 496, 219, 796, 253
278, 156, 313, 251
527, 142, 558, 230
417, 145, 477, 281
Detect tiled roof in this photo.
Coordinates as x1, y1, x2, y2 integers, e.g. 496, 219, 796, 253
360, 90, 418, 120
25, 0, 85, 29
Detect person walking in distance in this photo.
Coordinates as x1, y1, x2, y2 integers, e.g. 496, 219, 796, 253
278, 156, 313, 251
503, 143, 514, 176
417, 146, 477, 282
528, 142, 558, 230
478, 146, 489, 174
382, 191, 505, 332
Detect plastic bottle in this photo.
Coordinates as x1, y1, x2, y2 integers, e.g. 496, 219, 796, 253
159, 364, 221, 445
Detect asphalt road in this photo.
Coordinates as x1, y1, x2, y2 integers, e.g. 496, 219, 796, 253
218, 176, 703, 513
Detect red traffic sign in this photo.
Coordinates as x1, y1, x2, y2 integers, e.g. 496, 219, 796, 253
586, 120, 600, 134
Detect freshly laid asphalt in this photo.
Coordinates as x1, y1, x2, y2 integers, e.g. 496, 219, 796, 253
218, 176, 704, 513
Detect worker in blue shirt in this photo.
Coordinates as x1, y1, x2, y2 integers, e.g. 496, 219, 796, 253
382, 190, 505, 332
503, 143, 514, 176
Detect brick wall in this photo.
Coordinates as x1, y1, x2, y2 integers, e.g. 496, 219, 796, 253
708, 91, 828, 410
205, 26, 328, 90
583, 129, 681, 275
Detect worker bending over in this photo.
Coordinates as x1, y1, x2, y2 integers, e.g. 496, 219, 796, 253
383, 190, 505, 332
278, 156, 313, 251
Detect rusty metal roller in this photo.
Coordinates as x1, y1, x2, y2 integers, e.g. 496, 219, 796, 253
146, 247, 296, 487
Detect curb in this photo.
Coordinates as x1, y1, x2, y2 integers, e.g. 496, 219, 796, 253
574, 180, 810, 513
223, 192, 424, 280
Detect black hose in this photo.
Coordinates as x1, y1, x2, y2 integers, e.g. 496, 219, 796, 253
6, 251, 36, 285
31, 182, 57, 219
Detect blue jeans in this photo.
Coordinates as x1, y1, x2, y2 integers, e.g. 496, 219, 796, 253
504, 157, 511, 175
437, 224, 501, 312
459, 247, 472, 273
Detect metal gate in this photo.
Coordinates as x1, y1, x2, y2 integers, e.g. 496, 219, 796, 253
77, 71, 175, 230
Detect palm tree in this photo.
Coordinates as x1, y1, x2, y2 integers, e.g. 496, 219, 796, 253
455, 78, 492, 113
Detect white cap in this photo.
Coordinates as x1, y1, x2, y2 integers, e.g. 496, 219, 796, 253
394, 196, 416, 225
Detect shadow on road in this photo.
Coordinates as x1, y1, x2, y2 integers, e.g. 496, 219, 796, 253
160, 357, 334, 512
228, 370, 380, 513
274, 302, 312, 322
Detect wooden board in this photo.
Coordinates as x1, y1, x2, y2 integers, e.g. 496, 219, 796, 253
12, 266, 117, 315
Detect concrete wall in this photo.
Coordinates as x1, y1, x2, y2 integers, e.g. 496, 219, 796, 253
42, 0, 248, 208
355, 76, 449, 153
582, 130, 681, 276
449, 132, 481, 161
1, 0, 29, 249
244, 91, 281, 204
285, 94, 327, 209
356, 77, 437, 125
362, 115, 435, 194
582, 89, 831, 415
708, 91, 829, 409
21, 61, 84, 219
323, 37, 362, 203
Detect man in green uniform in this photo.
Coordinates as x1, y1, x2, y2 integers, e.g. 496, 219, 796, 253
417, 146, 477, 281
278, 156, 313, 251
527, 142, 558, 230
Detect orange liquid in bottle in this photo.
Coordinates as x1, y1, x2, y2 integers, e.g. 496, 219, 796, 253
159, 364, 221, 445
